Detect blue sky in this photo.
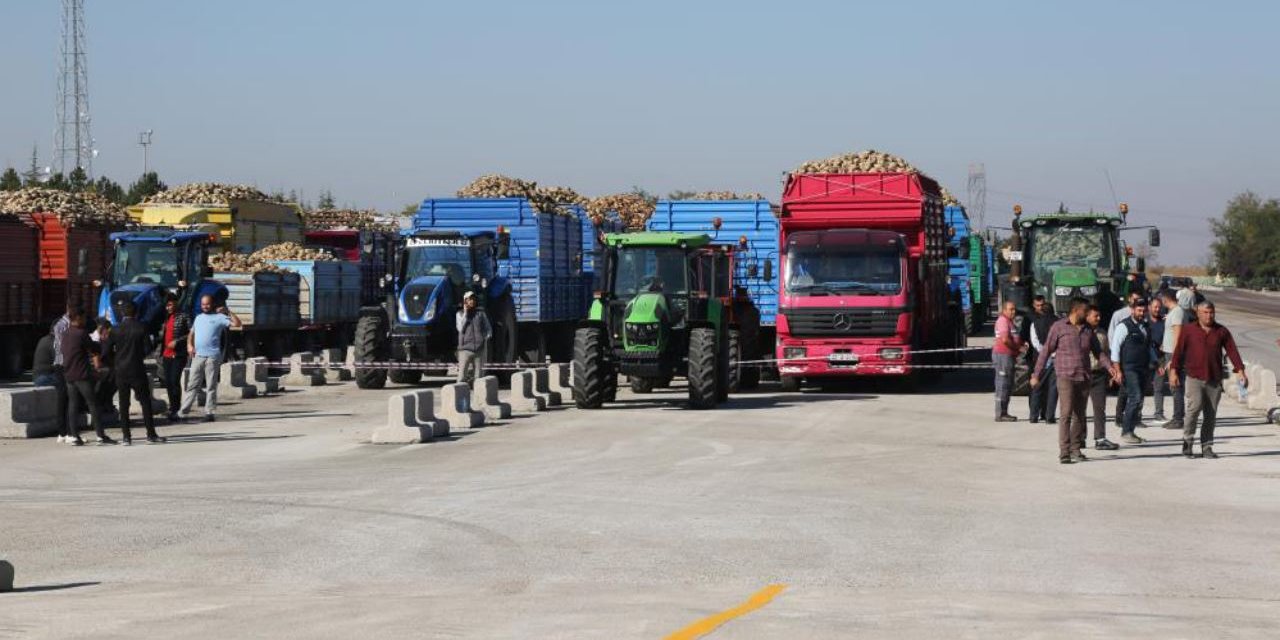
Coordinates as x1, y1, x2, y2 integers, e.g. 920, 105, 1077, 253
2, 0, 1277, 263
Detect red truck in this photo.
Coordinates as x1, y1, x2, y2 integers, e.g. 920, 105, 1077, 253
775, 172, 962, 390
303, 229, 397, 308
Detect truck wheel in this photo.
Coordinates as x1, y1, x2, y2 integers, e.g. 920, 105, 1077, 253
780, 375, 801, 393
572, 327, 609, 409
490, 294, 518, 384
687, 327, 718, 410
630, 377, 655, 394
389, 369, 422, 385
726, 329, 742, 394
354, 313, 388, 389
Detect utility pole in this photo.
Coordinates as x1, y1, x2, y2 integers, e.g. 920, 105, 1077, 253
55, 0, 93, 178
139, 130, 153, 175
967, 163, 987, 231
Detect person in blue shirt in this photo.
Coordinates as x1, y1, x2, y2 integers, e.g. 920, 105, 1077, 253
1110, 297, 1153, 444
178, 295, 241, 422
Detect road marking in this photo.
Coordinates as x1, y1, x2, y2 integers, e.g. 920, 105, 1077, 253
664, 584, 786, 640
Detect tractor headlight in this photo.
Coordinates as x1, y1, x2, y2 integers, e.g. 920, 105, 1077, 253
625, 322, 659, 346
783, 346, 807, 361
422, 304, 436, 322
1054, 286, 1072, 296
1078, 285, 1098, 296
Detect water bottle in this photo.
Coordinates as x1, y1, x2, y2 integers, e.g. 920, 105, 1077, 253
1237, 377, 1248, 403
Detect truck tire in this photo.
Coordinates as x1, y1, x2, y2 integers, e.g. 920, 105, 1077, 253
687, 327, 718, 410
389, 369, 422, 385
780, 375, 801, 393
726, 329, 742, 394
572, 327, 609, 409
630, 377, 655, 394
490, 294, 518, 384
353, 313, 388, 390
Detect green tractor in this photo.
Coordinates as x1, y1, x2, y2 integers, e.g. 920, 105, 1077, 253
572, 232, 756, 410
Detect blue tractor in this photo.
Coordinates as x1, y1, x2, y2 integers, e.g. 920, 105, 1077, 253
352, 230, 517, 388
97, 230, 226, 334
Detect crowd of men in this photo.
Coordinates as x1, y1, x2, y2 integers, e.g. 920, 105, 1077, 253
993, 285, 1248, 464
30, 294, 240, 446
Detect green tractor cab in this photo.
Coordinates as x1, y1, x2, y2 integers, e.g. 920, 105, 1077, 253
572, 232, 757, 409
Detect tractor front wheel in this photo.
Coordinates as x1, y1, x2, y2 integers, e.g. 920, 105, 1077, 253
687, 327, 718, 410
353, 313, 388, 389
572, 327, 610, 409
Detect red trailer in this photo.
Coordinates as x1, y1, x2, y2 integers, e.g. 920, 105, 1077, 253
775, 172, 963, 390
0, 217, 41, 377
304, 229, 396, 307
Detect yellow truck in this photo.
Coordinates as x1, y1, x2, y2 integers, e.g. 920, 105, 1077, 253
127, 199, 304, 254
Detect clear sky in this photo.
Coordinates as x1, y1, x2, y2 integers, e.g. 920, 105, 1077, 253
2, 1, 1276, 264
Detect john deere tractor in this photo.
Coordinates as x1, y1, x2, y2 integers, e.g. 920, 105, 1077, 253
572, 232, 756, 410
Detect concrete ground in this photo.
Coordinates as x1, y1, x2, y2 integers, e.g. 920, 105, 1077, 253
1, 306, 1279, 639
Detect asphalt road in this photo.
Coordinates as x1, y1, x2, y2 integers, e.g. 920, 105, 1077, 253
1206, 288, 1280, 375
2, 311, 1279, 638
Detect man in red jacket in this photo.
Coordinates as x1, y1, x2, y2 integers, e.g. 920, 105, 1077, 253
1170, 301, 1247, 459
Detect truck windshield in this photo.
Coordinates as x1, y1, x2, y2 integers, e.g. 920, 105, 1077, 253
613, 247, 688, 298
785, 247, 901, 295
402, 244, 472, 288
114, 244, 182, 288
1027, 225, 1116, 281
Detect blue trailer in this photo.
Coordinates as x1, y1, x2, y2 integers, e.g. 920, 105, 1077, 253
944, 205, 978, 334
647, 199, 779, 386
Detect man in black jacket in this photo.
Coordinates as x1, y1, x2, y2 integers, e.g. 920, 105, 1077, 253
1023, 295, 1058, 423
102, 301, 166, 444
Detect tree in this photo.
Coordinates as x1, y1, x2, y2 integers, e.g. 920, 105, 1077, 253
126, 172, 167, 205
399, 203, 419, 217
629, 185, 658, 206
91, 176, 127, 204
317, 189, 335, 210
1210, 192, 1280, 288
667, 190, 698, 200
21, 145, 42, 186
44, 172, 68, 191
0, 168, 21, 191
67, 167, 90, 191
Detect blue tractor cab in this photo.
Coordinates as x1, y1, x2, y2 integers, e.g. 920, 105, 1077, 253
98, 230, 226, 333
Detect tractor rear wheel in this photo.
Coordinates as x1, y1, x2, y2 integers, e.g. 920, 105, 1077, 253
687, 327, 718, 410
572, 327, 609, 409
489, 294, 518, 384
353, 313, 388, 389
726, 329, 742, 394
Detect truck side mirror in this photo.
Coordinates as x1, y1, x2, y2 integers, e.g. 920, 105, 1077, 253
763, 259, 774, 282
1148, 228, 1161, 247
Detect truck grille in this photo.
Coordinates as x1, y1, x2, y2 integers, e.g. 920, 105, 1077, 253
781, 307, 901, 337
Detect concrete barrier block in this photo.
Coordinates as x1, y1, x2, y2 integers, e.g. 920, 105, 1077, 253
0, 389, 60, 439
218, 362, 258, 399
509, 371, 546, 413
265, 377, 282, 394
471, 375, 511, 421
1249, 369, 1279, 410
548, 363, 572, 398
437, 383, 484, 430
324, 348, 353, 381
533, 368, 561, 406
370, 393, 431, 444
281, 352, 326, 387
412, 389, 448, 438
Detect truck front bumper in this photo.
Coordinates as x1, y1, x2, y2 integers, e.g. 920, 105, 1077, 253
776, 339, 913, 377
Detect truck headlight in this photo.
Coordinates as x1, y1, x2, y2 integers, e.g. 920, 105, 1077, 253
879, 348, 905, 360
1054, 286, 1072, 296
783, 346, 807, 361
1079, 286, 1098, 296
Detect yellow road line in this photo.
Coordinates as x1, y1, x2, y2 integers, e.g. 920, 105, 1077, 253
664, 584, 787, 640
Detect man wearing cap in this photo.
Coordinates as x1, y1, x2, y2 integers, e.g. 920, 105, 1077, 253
1110, 295, 1153, 444
455, 291, 492, 385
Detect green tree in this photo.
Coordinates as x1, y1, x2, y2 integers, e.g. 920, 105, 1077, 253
630, 185, 658, 205
666, 190, 698, 200
317, 189, 336, 210
21, 145, 42, 186
44, 172, 69, 190
67, 167, 90, 191
126, 172, 167, 204
91, 176, 127, 204
399, 203, 419, 217
0, 167, 21, 191
1210, 192, 1280, 288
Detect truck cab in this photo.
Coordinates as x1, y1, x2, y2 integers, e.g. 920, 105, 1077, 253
98, 230, 226, 332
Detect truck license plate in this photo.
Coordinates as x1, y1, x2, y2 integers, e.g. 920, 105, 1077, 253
828, 353, 859, 367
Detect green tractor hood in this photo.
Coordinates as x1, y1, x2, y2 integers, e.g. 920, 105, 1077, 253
1053, 267, 1097, 288
626, 292, 668, 325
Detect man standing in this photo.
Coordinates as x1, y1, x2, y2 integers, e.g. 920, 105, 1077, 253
1085, 306, 1119, 450
179, 295, 241, 422
455, 291, 492, 385
62, 306, 112, 446
992, 300, 1023, 422
1108, 291, 1143, 427
1110, 297, 1152, 444
1170, 301, 1247, 459
160, 295, 191, 423
1160, 289, 1190, 430
101, 301, 166, 445
1147, 297, 1167, 423
1023, 295, 1058, 424
1033, 297, 1118, 464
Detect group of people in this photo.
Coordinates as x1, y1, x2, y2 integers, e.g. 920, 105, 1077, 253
31, 294, 241, 446
993, 286, 1247, 464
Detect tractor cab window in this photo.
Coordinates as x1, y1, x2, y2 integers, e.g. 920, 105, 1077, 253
115, 243, 181, 289
613, 247, 688, 299
402, 239, 473, 289
1027, 225, 1117, 283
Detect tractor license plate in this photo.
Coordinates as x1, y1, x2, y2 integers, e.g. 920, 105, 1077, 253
828, 353, 859, 367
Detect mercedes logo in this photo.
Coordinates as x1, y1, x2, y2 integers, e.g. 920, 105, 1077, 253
832, 313, 853, 331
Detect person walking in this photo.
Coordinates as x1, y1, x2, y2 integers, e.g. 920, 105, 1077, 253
1023, 295, 1058, 424
1085, 305, 1119, 450
32, 328, 70, 444
455, 291, 492, 385
1033, 297, 1118, 464
1110, 296, 1152, 444
160, 295, 191, 423
992, 300, 1023, 422
179, 295, 241, 422
1159, 288, 1192, 430
1170, 301, 1247, 459
101, 301, 166, 445
1108, 291, 1143, 427
1147, 297, 1167, 423
62, 306, 112, 446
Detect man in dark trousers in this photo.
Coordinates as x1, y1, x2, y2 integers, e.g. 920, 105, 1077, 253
1032, 297, 1118, 464
1085, 305, 1119, 451
102, 301, 166, 445
63, 306, 112, 446
160, 294, 191, 423
1170, 301, 1247, 459
1023, 295, 1058, 424
1110, 296, 1152, 444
